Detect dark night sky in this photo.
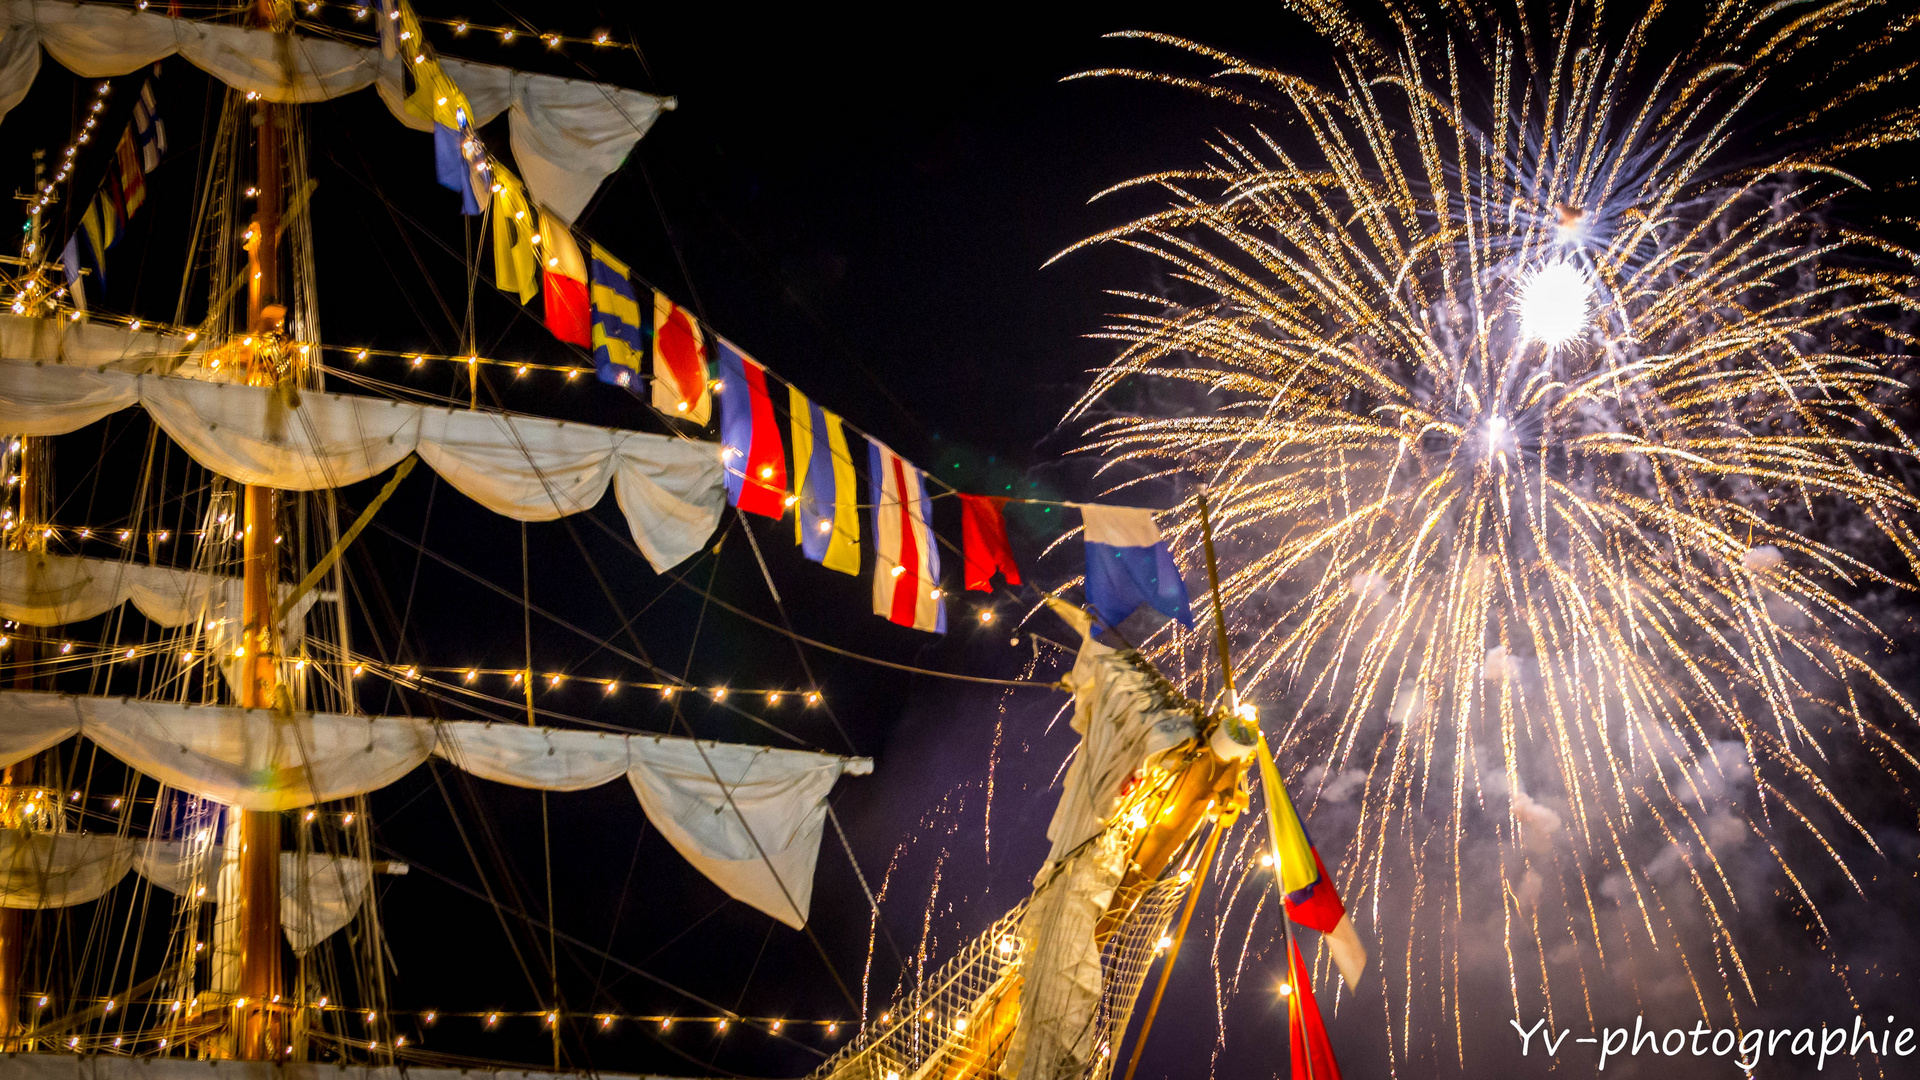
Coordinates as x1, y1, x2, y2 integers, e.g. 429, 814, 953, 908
5, 3, 1919, 1079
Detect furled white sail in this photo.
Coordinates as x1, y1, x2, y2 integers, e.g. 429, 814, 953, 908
75, 696, 440, 811
0, 550, 324, 687
0, 313, 201, 371
0, 828, 133, 909
1001, 623, 1197, 1080
0, 692, 873, 926
0, 827, 378, 950
0, 358, 725, 572
0, 0, 672, 220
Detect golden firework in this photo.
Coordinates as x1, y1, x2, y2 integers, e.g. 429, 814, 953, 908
1063, 0, 1920, 1059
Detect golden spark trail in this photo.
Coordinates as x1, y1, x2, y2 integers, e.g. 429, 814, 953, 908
1063, 0, 1920, 1065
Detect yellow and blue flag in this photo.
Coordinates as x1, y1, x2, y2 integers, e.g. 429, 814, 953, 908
589, 243, 644, 388
1257, 728, 1369, 991
788, 385, 860, 575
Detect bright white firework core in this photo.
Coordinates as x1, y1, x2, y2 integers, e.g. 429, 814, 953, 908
1517, 261, 1591, 345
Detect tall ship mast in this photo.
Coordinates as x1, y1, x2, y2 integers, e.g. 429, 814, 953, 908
0, 2, 1363, 1077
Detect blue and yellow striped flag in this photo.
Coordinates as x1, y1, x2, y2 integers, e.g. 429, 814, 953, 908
789, 384, 860, 575
589, 242, 644, 388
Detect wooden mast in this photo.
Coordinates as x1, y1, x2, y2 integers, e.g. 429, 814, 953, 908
0, 436, 46, 1050
232, 0, 286, 1056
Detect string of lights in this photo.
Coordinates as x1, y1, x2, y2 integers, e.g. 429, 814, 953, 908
367, 659, 825, 706
300, 2, 644, 57
15, 993, 856, 1036
6, 79, 113, 315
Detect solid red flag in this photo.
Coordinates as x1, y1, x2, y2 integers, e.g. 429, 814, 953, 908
959, 494, 1020, 591
1287, 939, 1343, 1080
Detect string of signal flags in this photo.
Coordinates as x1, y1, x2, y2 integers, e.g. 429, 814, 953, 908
378, 0, 1200, 638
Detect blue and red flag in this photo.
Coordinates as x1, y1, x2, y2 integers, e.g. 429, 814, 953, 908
717, 340, 788, 519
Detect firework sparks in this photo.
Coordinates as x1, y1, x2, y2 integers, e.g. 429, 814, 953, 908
1062, 0, 1920, 1064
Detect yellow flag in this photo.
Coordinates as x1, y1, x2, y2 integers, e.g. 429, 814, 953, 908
490, 168, 539, 304
1257, 730, 1320, 897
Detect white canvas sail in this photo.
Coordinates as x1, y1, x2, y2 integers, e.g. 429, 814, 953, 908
1001, 622, 1197, 1080
0, 357, 726, 572
0, 550, 325, 700
0, 827, 376, 951
0, 691, 872, 926
0, 0, 672, 221
0, 312, 202, 371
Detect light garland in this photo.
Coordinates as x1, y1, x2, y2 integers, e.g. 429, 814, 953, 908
298, 4, 640, 57
23, 992, 855, 1046
369, 659, 825, 708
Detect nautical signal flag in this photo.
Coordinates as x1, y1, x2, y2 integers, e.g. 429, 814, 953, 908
589, 243, 643, 388
132, 76, 166, 171
716, 340, 788, 518
491, 169, 539, 304
59, 236, 89, 313
1256, 730, 1368, 992
1077, 504, 1192, 629
426, 79, 488, 214
539, 210, 590, 347
959, 495, 1020, 591
789, 386, 859, 575
869, 439, 944, 633
651, 291, 710, 424
1285, 938, 1344, 1080
114, 132, 146, 217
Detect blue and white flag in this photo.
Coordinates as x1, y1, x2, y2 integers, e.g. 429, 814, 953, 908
132, 75, 166, 171
1078, 504, 1192, 629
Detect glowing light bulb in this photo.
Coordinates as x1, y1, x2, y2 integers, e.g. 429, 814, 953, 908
758, 465, 774, 480
1516, 261, 1590, 346
978, 610, 995, 625
1278, 981, 1293, 997
889, 565, 905, 578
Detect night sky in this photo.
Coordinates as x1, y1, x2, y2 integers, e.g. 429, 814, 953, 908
5, 3, 1919, 1079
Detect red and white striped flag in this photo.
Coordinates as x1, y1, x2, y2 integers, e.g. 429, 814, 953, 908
867, 438, 945, 633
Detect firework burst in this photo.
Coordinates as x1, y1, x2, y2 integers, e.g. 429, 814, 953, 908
1062, 0, 1920, 1062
